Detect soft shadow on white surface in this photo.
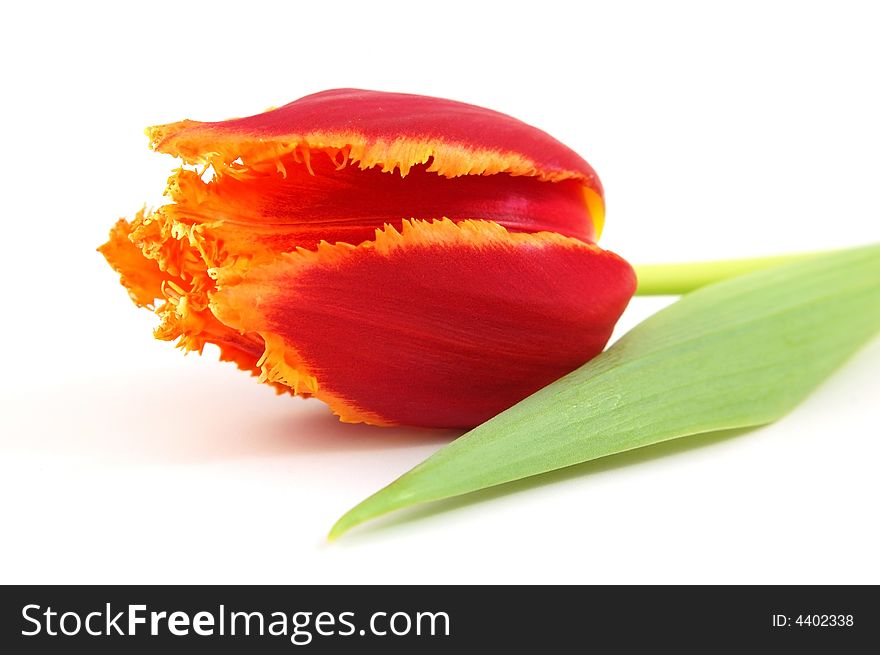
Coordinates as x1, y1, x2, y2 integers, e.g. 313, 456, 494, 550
0, 335, 877, 584
0, 367, 457, 464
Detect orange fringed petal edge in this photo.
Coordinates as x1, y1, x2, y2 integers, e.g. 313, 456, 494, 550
100, 89, 631, 427
99, 215, 166, 308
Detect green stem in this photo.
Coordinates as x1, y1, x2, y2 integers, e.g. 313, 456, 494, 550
634, 251, 822, 296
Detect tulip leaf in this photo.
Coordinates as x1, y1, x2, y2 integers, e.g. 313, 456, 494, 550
330, 244, 880, 539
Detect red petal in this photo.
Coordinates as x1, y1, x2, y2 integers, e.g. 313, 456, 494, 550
149, 88, 605, 242
211, 219, 635, 428
150, 89, 601, 183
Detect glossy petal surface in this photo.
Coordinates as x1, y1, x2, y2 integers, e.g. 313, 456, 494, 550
212, 220, 636, 428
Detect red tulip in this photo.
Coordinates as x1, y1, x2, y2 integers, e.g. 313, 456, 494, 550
100, 89, 636, 428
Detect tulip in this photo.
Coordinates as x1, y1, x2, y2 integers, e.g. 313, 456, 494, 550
100, 89, 636, 428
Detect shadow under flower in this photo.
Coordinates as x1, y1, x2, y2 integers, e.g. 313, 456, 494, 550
1, 366, 457, 464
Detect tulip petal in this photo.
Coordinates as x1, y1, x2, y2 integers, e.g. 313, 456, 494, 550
210, 219, 636, 428
150, 89, 601, 182
148, 88, 605, 241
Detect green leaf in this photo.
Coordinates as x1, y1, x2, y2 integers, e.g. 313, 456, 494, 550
330, 244, 880, 539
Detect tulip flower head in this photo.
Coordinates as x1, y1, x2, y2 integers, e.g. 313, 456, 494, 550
100, 89, 636, 428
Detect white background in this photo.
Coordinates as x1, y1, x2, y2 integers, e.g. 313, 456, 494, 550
1, 1, 878, 584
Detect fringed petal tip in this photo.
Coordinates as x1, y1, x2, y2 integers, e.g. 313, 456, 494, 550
210, 219, 635, 428
99, 215, 271, 384
98, 215, 165, 308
